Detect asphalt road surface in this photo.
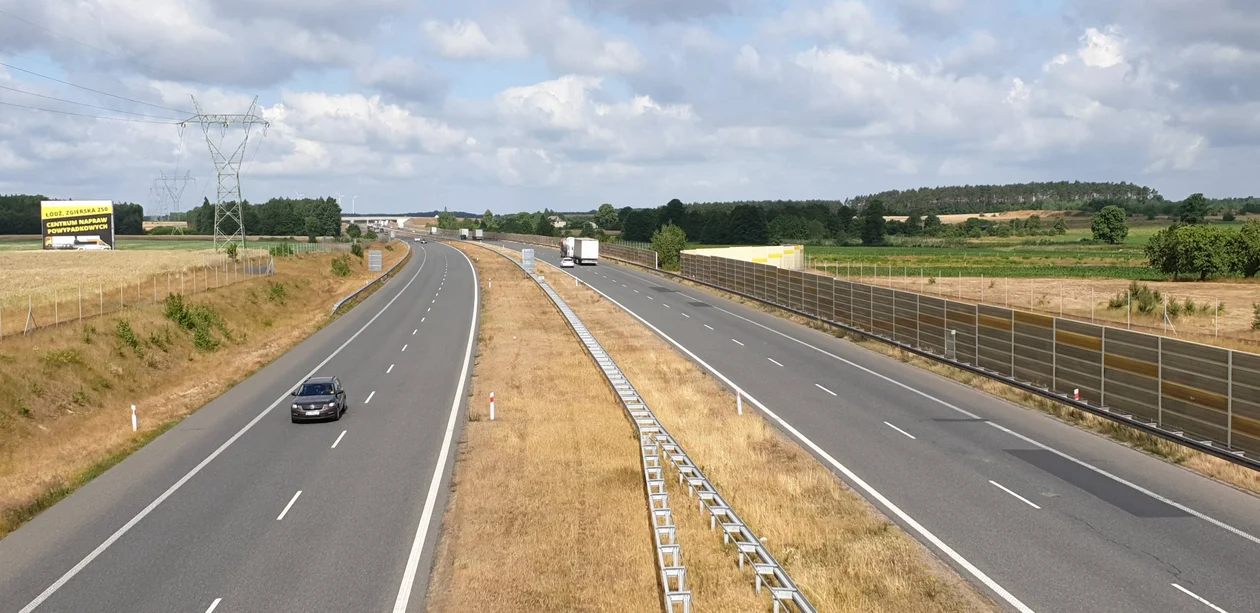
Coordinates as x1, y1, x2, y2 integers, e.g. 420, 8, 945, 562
489, 238, 1260, 613
0, 240, 478, 613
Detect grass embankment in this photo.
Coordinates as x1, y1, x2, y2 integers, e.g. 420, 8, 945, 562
425, 245, 659, 612
522, 250, 996, 612
648, 269, 1260, 498
0, 243, 406, 538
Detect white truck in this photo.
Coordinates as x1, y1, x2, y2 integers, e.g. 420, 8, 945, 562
474, 229, 484, 240
573, 237, 599, 265
560, 236, 576, 259
459, 228, 470, 240
429, 227, 438, 235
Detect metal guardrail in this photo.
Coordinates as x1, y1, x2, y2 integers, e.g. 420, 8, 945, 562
330, 240, 412, 314
460, 237, 817, 613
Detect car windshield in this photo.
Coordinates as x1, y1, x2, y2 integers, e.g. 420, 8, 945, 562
298, 382, 334, 396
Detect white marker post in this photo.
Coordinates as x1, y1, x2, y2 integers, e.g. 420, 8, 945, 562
737, 390, 743, 415
130, 405, 137, 432
1074, 389, 1080, 401
490, 392, 496, 421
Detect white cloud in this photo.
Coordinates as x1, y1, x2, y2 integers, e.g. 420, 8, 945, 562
421, 19, 529, 60
769, 1, 910, 55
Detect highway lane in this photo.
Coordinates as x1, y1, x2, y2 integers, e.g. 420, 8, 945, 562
490, 239, 1260, 613
0, 240, 478, 613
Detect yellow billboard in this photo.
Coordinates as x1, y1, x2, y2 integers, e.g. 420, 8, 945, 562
41, 201, 115, 250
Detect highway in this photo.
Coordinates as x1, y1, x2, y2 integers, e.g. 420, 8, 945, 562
0, 240, 478, 613
489, 238, 1260, 613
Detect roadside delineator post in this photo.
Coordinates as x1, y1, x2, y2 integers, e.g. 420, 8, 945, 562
131, 405, 137, 432
737, 390, 743, 415
1074, 389, 1080, 401
490, 392, 496, 421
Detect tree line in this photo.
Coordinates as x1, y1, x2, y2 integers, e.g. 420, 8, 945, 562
181, 196, 343, 238
0, 195, 145, 235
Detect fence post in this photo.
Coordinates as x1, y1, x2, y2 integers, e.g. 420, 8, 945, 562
1162, 295, 1167, 333
78, 286, 82, 324
916, 293, 920, 347
168, 272, 170, 298
981, 274, 984, 302
55, 289, 59, 327
1215, 299, 1220, 339
1059, 283, 1063, 317
99, 282, 103, 317
1227, 350, 1234, 449
120, 283, 124, 309
1091, 287, 1095, 322
1101, 329, 1107, 407
1157, 336, 1163, 426
1127, 290, 1131, 329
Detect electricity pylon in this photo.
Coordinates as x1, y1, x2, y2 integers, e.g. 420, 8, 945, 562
152, 171, 195, 220
183, 96, 269, 253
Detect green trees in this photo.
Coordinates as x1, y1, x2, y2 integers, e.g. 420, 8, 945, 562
923, 214, 942, 236
860, 200, 887, 245
1232, 221, 1260, 277
903, 212, 923, 236
726, 205, 768, 245
593, 203, 619, 230
1178, 193, 1210, 224
346, 223, 362, 240
437, 208, 458, 229
1091, 205, 1129, 244
651, 224, 688, 270
1052, 218, 1068, 235
1146, 224, 1232, 280
622, 209, 659, 242
481, 209, 495, 230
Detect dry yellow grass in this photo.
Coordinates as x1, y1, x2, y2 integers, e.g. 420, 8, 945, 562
467, 242, 994, 613
649, 269, 1260, 498
425, 244, 660, 612
0, 244, 407, 536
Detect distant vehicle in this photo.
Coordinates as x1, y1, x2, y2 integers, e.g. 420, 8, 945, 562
459, 228, 470, 240
560, 236, 576, 259
573, 237, 599, 265
430, 227, 438, 235
290, 376, 347, 423
421, 239, 427, 244
560, 256, 575, 268
414, 237, 423, 242
474, 229, 484, 240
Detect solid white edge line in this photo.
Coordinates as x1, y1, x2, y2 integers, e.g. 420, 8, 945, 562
643, 271, 1260, 547
276, 490, 302, 520
1171, 583, 1230, 613
527, 256, 1035, 613
392, 243, 479, 613
365, 391, 376, 404
884, 421, 917, 440
17, 245, 431, 613
768, 357, 784, 367
815, 383, 837, 396
205, 598, 222, 613
331, 430, 347, 449
387, 364, 394, 374
989, 480, 1041, 510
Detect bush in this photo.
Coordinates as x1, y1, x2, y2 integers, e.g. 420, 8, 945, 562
331, 254, 352, 277
115, 319, 142, 356
1223, 211, 1237, 222
1254, 304, 1260, 331
650, 224, 688, 270
269, 242, 296, 257
1145, 224, 1233, 280
350, 242, 364, 259
267, 281, 287, 304
1109, 281, 1163, 313
162, 293, 230, 351
225, 242, 238, 261
1091, 206, 1129, 244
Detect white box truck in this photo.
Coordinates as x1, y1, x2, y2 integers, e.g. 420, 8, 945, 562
474, 229, 484, 240
560, 237, 575, 259
574, 237, 599, 265
429, 227, 438, 235
459, 228, 470, 240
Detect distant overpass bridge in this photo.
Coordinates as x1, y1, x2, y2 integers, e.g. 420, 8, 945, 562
340, 215, 418, 228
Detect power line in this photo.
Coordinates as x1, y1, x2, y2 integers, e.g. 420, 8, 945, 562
0, 99, 176, 124
0, 83, 185, 120
0, 60, 193, 115
0, 7, 188, 99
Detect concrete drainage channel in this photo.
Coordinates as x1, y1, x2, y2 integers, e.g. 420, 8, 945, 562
463, 239, 817, 613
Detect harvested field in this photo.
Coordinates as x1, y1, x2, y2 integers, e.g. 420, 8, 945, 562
510, 245, 996, 613
0, 243, 407, 537
884, 209, 1071, 224
426, 244, 659, 612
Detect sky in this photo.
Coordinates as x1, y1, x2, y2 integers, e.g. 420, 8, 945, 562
0, 0, 1258, 215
